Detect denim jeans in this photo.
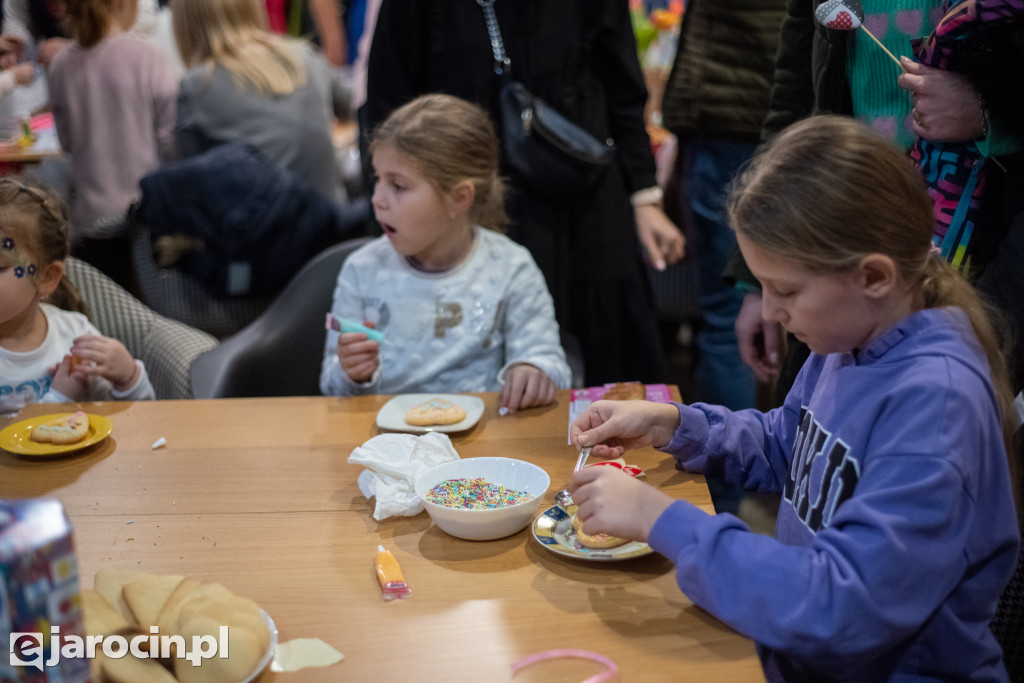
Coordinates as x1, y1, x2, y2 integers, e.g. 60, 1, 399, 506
684, 137, 757, 411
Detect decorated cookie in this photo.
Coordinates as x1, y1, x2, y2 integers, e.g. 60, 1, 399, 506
572, 514, 628, 550
31, 412, 90, 445
404, 398, 467, 426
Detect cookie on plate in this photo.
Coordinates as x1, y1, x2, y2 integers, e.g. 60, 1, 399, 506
30, 411, 90, 444
572, 513, 629, 549
405, 398, 467, 426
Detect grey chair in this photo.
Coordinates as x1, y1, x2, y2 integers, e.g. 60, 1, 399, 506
63, 257, 219, 399
130, 222, 273, 339
190, 236, 373, 398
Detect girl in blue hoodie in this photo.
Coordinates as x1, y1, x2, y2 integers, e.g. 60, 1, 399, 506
569, 115, 1020, 681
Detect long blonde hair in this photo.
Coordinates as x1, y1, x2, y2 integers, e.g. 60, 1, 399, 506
171, 0, 306, 96
370, 94, 508, 232
727, 115, 1017, 476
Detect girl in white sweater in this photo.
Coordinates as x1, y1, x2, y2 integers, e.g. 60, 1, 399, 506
321, 94, 571, 414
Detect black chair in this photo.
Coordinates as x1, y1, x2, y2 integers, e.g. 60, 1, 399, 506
991, 427, 1024, 682
190, 236, 373, 398
560, 329, 585, 388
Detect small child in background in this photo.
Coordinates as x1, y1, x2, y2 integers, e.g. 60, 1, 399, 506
0, 178, 154, 415
568, 116, 1019, 680
320, 94, 572, 414
47, 0, 177, 291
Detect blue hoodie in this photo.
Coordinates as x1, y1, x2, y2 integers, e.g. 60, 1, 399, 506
648, 307, 1019, 681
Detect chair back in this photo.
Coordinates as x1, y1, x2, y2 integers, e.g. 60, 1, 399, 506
63, 257, 218, 399
190, 237, 373, 398
991, 427, 1024, 681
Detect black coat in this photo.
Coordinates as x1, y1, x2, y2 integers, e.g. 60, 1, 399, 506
364, 0, 669, 384
136, 144, 367, 299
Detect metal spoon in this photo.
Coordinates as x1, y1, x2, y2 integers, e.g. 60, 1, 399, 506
554, 447, 592, 508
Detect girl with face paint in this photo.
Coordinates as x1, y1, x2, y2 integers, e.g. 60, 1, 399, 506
0, 177, 155, 415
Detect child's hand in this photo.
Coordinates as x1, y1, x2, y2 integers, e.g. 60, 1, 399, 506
498, 363, 556, 415
569, 465, 674, 543
35, 37, 69, 69
69, 335, 139, 391
9, 62, 34, 86
570, 400, 680, 459
337, 320, 380, 383
49, 355, 89, 401
0, 35, 26, 69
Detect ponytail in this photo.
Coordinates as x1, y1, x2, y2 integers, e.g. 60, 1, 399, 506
473, 174, 508, 233
45, 277, 90, 317
65, 0, 117, 48
920, 253, 1019, 508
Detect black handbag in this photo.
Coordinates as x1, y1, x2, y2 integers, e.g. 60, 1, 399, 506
477, 0, 616, 207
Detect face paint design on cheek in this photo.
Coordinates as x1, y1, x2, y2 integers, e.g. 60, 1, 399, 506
1, 235, 37, 279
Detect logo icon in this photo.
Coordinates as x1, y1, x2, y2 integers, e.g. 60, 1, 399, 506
10, 632, 45, 672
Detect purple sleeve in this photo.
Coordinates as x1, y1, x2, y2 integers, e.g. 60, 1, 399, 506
660, 398, 800, 495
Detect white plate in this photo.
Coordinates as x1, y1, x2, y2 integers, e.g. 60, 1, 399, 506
376, 394, 485, 434
240, 609, 278, 683
532, 505, 654, 562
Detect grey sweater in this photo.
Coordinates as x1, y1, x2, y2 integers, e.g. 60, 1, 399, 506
176, 41, 344, 204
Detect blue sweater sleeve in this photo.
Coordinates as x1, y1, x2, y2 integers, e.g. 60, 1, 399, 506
659, 398, 803, 495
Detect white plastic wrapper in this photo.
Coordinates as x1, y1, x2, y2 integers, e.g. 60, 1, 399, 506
348, 432, 460, 520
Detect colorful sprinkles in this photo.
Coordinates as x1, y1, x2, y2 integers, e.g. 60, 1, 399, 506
425, 478, 532, 509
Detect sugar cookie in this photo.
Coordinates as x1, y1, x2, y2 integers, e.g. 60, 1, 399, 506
572, 513, 629, 549
404, 398, 466, 426
30, 411, 89, 444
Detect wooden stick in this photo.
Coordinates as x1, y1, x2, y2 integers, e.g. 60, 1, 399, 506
859, 24, 904, 70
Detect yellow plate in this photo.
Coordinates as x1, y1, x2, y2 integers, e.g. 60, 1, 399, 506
532, 505, 654, 562
0, 413, 113, 456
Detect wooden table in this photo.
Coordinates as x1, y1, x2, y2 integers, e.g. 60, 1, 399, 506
0, 393, 761, 681
0, 122, 61, 164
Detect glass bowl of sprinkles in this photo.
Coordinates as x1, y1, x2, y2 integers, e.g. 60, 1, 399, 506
415, 457, 550, 540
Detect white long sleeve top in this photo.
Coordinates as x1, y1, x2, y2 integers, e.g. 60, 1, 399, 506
0, 303, 155, 414
320, 228, 572, 396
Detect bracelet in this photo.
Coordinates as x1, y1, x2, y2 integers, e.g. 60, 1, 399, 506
630, 186, 663, 208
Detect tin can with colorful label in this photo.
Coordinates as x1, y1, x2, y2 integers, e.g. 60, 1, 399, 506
0, 498, 88, 682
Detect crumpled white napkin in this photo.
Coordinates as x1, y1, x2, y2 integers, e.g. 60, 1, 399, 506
348, 432, 459, 520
